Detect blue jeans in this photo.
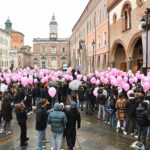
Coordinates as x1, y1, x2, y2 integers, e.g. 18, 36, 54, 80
98, 104, 106, 120
36, 97, 40, 107
78, 100, 83, 110
38, 130, 46, 150
51, 100, 56, 109
52, 132, 63, 150
147, 126, 150, 140
109, 112, 116, 128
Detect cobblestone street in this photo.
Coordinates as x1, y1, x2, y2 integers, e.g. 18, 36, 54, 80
1, 108, 149, 150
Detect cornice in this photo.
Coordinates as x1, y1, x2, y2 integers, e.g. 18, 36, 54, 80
107, 0, 122, 12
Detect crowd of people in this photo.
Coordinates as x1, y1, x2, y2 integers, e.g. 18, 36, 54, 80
0, 68, 150, 150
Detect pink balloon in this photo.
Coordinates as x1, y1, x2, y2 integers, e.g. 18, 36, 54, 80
13, 68, 16, 71
75, 72, 78, 76
123, 83, 130, 91
21, 77, 28, 87
83, 76, 87, 82
133, 77, 138, 83
93, 90, 98, 97
69, 76, 73, 81
34, 79, 37, 83
124, 77, 128, 83
28, 78, 33, 84
48, 87, 56, 97
143, 82, 150, 91
117, 76, 122, 84
34, 65, 38, 70
144, 77, 150, 82
96, 80, 100, 85
129, 78, 134, 84
127, 90, 134, 98
90, 77, 96, 84
77, 75, 82, 80
6, 78, 11, 84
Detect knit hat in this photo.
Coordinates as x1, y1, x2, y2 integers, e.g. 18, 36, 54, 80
44, 84, 48, 88
70, 101, 77, 108
60, 103, 64, 108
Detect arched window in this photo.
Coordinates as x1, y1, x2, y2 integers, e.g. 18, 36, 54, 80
121, 3, 132, 31
62, 47, 65, 53
51, 57, 57, 66
61, 56, 66, 61
97, 55, 100, 68
34, 58, 38, 65
41, 56, 46, 60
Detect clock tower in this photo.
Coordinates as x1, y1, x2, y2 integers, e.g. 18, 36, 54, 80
49, 14, 58, 39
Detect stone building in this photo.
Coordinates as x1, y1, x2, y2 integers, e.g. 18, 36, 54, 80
18, 45, 31, 68
70, 0, 109, 74
4, 18, 25, 68
0, 28, 11, 70
108, 0, 150, 73
32, 15, 70, 70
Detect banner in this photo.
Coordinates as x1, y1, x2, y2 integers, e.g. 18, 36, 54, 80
142, 31, 150, 68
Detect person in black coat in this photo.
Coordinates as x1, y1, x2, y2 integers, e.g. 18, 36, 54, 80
77, 85, 85, 111
124, 93, 139, 135
66, 101, 81, 150
15, 103, 29, 146
34, 83, 41, 106
36, 99, 48, 150
136, 102, 149, 148
2, 95, 12, 134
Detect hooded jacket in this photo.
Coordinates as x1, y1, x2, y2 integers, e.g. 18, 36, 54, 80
126, 97, 139, 117
136, 106, 148, 127
48, 103, 67, 133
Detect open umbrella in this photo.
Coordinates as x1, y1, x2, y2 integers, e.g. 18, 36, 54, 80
48, 81, 58, 87
69, 79, 82, 90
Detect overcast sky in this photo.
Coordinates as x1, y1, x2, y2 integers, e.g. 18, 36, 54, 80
0, 0, 89, 48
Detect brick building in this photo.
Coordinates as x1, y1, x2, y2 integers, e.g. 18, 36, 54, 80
70, 0, 109, 74
108, 0, 150, 73
32, 15, 70, 70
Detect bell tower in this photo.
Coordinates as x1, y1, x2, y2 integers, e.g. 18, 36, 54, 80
49, 14, 58, 39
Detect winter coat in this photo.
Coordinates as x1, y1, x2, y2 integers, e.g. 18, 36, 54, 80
78, 88, 85, 101
136, 106, 149, 127
85, 86, 92, 101
66, 108, 81, 130
97, 93, 106, 105
41, 88, 50, 101
34, 87, 41, 98
16, 107, 27, 124
48, 103, 67, 133
116, 98, 126, 120
2, 102, 12, 122
14, 93, 22, 104
36, 105, 47, 131
126, 98, 139, 117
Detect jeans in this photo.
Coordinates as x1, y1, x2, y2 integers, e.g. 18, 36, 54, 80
36, 97, 40, 107
19, 122, 27, 145
109, 112, 116, 128
78, 100, 83, 110
98, 104, 106, 120
52, 132, 63, 150
4, 121, 10, 132
85, 100, 92, 114
138, 126, 148, 147
116, 120, 126, 129
51, 100, 56, 109
146, 126, 150, 140
125, 116, 136, 133
38, 130, 46, 150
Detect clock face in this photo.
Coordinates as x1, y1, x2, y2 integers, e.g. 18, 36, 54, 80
51, 27, 57, 33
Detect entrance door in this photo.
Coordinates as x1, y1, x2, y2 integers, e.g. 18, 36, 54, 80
42, 61, 46, 69
121, 63, 127, 72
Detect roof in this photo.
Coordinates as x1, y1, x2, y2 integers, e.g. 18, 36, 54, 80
0, 27, 11, 36
49, 14, 58, 25
33, 38, 69, 43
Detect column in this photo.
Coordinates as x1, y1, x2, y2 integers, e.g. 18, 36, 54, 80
126, 59, 131, 71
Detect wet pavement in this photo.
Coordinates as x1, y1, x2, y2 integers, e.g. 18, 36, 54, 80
0, 107, 150, 150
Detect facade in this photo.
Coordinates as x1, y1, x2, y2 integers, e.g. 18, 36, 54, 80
9, 47, 18, 69
32, 15, 70, 70
0, 28, 11, 70
108, 0, 149, 73
70, 0, 109, 74
18, 46, 31, 68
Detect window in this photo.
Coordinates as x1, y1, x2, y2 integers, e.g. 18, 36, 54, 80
87, 22, 89, 33
121, 3, 132, 31
34, 58, 38, 65
102, 4, 107, 20
41, 46, 45, 52
97, 56, 100, 68
2, 61, 3, 67
113, 13, 117, 23
97, 35, 100, 48
97, 10, 101, 24
103, 54, 106, 69
103, 32, 107, 46
41, 56, 46, 60
92, 17, 95, 29
62, 47, 65, 53
51, 46, 56, 53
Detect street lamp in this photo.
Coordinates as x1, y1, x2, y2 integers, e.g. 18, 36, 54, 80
140, 8, 150, 75
92, 40, 95, 73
